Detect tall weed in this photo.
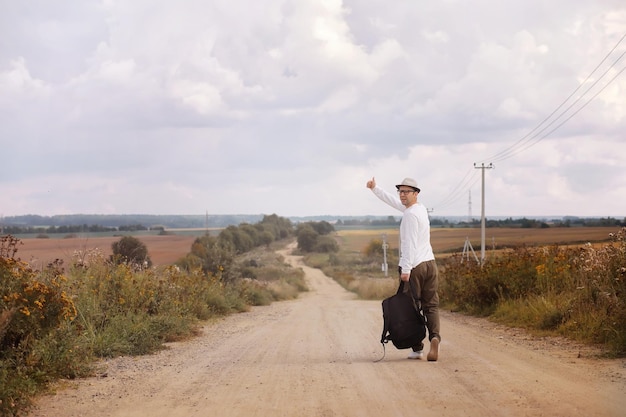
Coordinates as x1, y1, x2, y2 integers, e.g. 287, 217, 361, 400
441, 227, 626, 356
1, 237, 306, 416
1, 238, 81, 416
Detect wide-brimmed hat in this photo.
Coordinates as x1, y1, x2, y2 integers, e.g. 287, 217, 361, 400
395, 177, 421, 193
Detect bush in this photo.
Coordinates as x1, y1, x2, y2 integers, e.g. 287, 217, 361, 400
296, 222, 339, 253
440, 227, 626, 355
0, 233, 306, 416
314, 236, 339, 253
110, 236, 152, 268
364, 239, 384, 258
1, 238, 79, 416
296, 225, 319, 252
184, 235, 235, 281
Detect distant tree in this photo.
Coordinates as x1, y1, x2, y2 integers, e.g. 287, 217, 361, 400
111, 236, 152, 267
296, 225, 319, 252
308, 220, 335, 235
239, 223, 260, 246
219, 226, 254, 254
295, 222, 339, 253
119, 224, 148, 232
260, 214, 294, 239
258, 231, 274, 248
314, 235, 339, 253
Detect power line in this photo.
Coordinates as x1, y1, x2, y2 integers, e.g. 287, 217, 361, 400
490, 60, 626, 163
432, 167, 474, 207
490, 63, 626, 163
468, 190, 472, 222
432, 31, 626, 213
431, 168, 480, 211
477, 31, 626, 165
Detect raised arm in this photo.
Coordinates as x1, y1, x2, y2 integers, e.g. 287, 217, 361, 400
366, 176, 405, 212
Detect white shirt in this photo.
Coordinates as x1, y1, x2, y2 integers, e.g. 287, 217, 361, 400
371, 186, 435, 274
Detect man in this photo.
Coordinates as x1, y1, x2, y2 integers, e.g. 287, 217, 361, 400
366, 176, 441, 361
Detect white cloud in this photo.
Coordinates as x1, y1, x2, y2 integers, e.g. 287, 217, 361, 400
96, 59, 136, 83
0, 57, 49, 97
422, 30, 449, 44
317, 85, 359, 112
1, 0, 625, 219
169, 79, 224, 115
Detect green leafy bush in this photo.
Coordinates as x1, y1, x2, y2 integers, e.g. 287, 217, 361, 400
110, 235, 152, 268
296, 222, 339, 253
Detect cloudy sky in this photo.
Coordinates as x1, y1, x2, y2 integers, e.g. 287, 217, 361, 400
1, 0, 625, 219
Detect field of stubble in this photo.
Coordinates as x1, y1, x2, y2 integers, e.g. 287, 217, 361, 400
13, 226, 617, 268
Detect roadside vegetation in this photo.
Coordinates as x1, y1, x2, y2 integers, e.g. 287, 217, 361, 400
442, 228, 626, 356
3, 216, 623, 416
0, 214, 309, 417
306, 226, 626, 358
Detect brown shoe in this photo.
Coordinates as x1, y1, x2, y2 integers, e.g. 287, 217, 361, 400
427, 338, 439, 362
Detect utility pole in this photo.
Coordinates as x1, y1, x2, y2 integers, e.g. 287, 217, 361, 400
381, 233, 389, 276
474, 162, 494, 264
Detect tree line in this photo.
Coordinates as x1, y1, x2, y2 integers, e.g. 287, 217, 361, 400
171, 215, 337, 282
1, 223, 155, 235
337, 216, 626, 228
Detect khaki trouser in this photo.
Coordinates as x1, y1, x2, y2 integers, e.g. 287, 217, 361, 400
401, 260, 441, 345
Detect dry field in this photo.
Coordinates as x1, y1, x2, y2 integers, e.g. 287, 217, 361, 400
13, 234, 199, 268
9, 226, 619, 269
336, 226, 618, 256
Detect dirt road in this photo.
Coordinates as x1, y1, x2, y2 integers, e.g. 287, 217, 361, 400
29, 244, 626, 417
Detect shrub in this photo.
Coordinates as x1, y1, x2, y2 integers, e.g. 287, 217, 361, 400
364, 239, 384, 258
314, 235, 339, 253
184, 235, 235, 281
296, 222, 339, 253
1, 238, 79, 416
110, 236, 152, 268
0, 234, 306, 416
296, 225, 319, 252
440, 227, 626, 355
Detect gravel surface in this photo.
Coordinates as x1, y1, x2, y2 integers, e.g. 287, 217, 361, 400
28, 244, 626, 417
